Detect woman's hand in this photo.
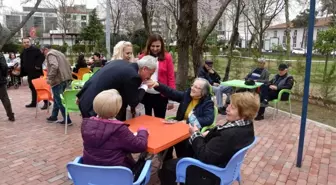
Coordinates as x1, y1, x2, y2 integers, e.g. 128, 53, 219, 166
201, 130, 209, 137
189, 124, 199, 135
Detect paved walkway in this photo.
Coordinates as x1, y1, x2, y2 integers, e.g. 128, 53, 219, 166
0, 86, 335, 185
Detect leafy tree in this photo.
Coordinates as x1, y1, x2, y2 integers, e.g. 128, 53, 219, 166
130, 28, 148, 52
292, 9, 318, 48
314, 27, 336, 81
80, 9, 104, 45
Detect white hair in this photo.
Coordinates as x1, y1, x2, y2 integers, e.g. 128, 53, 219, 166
137, 55, 157, 70
111, 41, 134, 61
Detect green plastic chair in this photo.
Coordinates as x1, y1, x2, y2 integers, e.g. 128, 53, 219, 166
71, 73, 92, 89
60, 89, 80, 134
165, 106, 218, 133
92, 67, 101, 73
269, 89, 292, 119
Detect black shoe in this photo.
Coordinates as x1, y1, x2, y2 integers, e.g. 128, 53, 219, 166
218, 107, 227, 115
255, 115, 264, 121
46, 116, 58, 123
8, 113, 15, 122
57, 120, 73, 126
25, 103, 36, 108
41, 102, 52, 110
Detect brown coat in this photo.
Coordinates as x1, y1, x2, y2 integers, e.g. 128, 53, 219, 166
45, 49, 72, 87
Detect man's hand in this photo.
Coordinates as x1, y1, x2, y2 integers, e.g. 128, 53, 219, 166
208, 68, 215, 74
189, 124, 200, 135
167, 103, 174, 110
269, 85, 277, 90
213, 82, 220, 87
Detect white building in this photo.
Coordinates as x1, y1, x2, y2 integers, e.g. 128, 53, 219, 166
264, 17, 331, 51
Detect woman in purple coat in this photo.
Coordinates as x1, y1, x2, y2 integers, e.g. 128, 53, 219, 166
81, 89, 149, 169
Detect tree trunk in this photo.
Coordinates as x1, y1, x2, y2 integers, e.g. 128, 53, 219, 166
301, 28, 306, 48
140, 0, 152, 35
0, 0, 42, 50
191, 0, 232, 76
224, 0, 242, 81
323, 54, 329, 82
175, 0, 192, 90
285, 0, 291, 59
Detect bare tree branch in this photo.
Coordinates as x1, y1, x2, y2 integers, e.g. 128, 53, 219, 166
0, 0, 43, 49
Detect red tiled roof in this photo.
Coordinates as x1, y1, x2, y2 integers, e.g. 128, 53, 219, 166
268, 17, 332, 29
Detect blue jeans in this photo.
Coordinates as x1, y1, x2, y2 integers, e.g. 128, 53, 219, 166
51, 81, 71, 122
212, 85, 233, 107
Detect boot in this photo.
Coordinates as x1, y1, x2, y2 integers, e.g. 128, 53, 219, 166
8, 113, 15, 122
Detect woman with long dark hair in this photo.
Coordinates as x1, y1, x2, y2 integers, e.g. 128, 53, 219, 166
138, 34, 175, 118
72, 54, 88, 79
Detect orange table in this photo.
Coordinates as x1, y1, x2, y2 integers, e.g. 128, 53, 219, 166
125, 115, 190, 154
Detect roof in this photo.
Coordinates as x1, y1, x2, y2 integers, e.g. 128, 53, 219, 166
268, 17, 332, 30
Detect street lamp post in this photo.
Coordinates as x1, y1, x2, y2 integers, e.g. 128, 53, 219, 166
105, 0, 111, 59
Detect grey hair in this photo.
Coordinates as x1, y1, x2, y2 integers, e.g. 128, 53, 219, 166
193, 77, 211, 97
137, 55, 158, 70
258, 58, 266, 63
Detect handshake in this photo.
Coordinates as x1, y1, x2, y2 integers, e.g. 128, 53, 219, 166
144, 79, 159, 89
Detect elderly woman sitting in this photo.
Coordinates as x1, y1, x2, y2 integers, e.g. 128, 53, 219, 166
158, 92, 260, 185
147, 78, 215, 159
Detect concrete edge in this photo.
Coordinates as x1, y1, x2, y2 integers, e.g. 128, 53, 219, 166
267, 107, 336, 132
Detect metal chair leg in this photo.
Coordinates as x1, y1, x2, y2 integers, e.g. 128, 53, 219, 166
272, 102, 277, 120
65, 110, 68, 134
35, 101, 38, 118
289, 101, 292, 118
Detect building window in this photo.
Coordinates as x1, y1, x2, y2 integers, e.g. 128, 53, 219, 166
81, 22, 87, 27
294, 30, 297, 36
73, 15, 77, 20
273, 31, 277, 37
81, 15, 87, 20
218, 20, 222, 30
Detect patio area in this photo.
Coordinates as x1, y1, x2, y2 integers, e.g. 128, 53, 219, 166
0, 85, 335, 185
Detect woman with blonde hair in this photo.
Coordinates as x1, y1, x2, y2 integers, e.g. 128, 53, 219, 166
111, 41, 134, 62
81, 89, 148, 176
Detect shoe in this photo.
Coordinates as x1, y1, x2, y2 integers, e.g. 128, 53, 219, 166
41, 102, 52, 110
46, 116, 58, 123
8, 113, 15, 122
25, 103, 36, 108
57, 120, 73, 126
218, 107, 227, 115
255, 115, 264, 121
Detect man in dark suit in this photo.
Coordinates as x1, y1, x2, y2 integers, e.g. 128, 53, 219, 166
77, 55, 157, 121
0, 52, 15, 121
20, 37, 49, 109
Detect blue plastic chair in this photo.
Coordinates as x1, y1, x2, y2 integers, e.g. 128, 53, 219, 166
176, 137, 258, 185
67, 156, 152, 185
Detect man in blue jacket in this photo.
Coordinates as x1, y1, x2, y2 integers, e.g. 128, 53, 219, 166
198, 60, 232, 115
0, 52, 15, 121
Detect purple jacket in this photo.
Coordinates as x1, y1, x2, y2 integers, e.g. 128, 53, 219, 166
81, 117, 148, 168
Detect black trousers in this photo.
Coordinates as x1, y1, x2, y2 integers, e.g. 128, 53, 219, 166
142, 93, 168, 118
0, 84, 14, 118
27, 75, 48, 105
258, 84, 279, 116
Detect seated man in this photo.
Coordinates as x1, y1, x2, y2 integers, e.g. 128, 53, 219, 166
158, 92, 260, 185
197, 60, 232, 115
245, 58, 270, 83
255, 63, 294, 120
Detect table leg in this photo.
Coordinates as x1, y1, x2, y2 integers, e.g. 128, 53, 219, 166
157, 149, 169, 169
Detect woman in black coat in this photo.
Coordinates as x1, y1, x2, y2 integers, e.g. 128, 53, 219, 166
72, 54, 88, 79
157, 92, 260, 185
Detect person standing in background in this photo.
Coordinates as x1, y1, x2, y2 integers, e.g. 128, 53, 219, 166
139, 34, 176, 119
20, 37, 50, 109
0, 52, 15, 121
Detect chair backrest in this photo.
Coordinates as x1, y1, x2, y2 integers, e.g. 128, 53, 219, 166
62, 89, 80, 112
82, 73, 92, 82
36, 89, 53, 102
200, 106, 218, 133
222, 137, 258, 183
77, 68, 91, 80
92, 67, 101, 73
67, 162, 134, 185
31, 78, 51, 91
